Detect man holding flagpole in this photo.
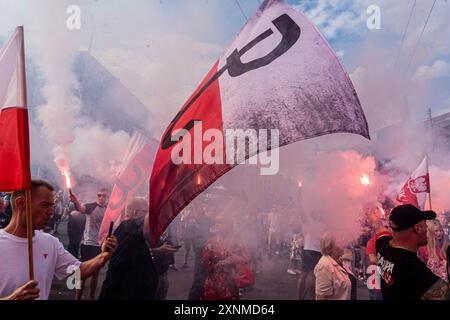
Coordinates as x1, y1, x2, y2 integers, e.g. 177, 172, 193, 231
0, 180, 118, 300
0, 27, 118, 300
0, 26, 35, 289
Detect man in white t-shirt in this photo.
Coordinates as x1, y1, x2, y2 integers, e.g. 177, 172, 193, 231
267, 207, 282, 256
296, 189, 324, 300
0, 180, 118, 300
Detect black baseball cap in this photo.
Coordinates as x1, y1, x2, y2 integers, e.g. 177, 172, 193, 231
389, 204, 436, 231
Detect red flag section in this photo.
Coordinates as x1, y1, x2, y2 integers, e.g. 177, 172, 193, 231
98, 132, 158, 244
149, 61, 231, 243
148, 0, 370, 244
0, 26, 31, 191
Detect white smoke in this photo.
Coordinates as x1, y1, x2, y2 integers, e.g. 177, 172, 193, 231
25, 0, 132, 184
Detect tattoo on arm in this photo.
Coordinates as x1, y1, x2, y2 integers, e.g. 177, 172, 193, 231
422, 279, 450, 300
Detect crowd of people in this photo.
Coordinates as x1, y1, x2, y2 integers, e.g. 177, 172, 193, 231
1, 179, 450, 300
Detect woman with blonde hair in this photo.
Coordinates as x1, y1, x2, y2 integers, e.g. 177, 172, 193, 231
314, 232, 352, 300
418, 219, 449, 280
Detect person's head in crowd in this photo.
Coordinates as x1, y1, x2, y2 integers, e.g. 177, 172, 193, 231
192, 198, 206, 216
368, 210, 379, 226
124, 197, 148, 220
320, 232, 345, 261
0, 197, 4, 213
96, 188, 110, 207
211, 212, 233, 236
3, 194, 10, 209
10, 179, 55, 230
70, 210, 81, 217
55, 190, 63, 202
373, 218, 390, 233
389, 204, 436, 249
427, 219, 448, 257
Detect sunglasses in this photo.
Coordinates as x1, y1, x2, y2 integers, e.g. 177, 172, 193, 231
97, 193, 108, 198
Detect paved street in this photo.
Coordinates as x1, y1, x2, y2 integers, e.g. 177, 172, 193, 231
49, 219, 369, 300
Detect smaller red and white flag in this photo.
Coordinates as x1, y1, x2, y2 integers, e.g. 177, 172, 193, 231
98, 132, 158, 244
0, 26, 31, 191
396, 157, 430, 209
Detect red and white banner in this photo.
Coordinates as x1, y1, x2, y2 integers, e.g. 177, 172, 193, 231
148, 0, 370, 244
0, 26, 31, 191
396, 157, 430, 209
98, 132, 158, 243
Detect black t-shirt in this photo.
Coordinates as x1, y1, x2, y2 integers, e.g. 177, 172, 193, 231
376, 236, 439, 300
99, 217, 159, 300
67, 212, 86, 240
192, 214, 214, 252
0, 212, 11, 229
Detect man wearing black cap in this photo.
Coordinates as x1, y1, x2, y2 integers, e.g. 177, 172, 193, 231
376, 204, 450, 300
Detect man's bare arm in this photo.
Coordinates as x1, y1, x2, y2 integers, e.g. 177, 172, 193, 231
422, 279, 450, 300
0, 280, 40, 300
79, 253, 109, 280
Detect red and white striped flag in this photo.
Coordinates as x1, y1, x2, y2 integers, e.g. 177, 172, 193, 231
148, 0, 370, 243
0, 26, 31, 191
396, 157, 430, 209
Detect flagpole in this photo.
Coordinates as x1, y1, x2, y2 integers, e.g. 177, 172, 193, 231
426, 155, 433, 211
25, 190, 34, 280
18, 26, 34, 280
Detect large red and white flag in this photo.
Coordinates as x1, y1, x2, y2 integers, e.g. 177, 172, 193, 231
98, 132, 158, 243
396, 157, 430, 209
148, 0, 370, 243
0, 26, 31, 191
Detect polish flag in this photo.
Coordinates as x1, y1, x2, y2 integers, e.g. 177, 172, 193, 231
0, 26, 31, 191
98, 132, 158, 243
148, 0, 370, 243
396, 157, 430, 210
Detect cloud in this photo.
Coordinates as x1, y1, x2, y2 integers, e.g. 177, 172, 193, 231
413, 60, 450, 82
294, 0, 364, 39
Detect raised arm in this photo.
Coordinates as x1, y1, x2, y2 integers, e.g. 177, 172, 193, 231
69, 192, 86, 213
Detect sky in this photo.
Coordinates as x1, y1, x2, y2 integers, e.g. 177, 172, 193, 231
1, 0, 449, 133
0, 0, 450, 186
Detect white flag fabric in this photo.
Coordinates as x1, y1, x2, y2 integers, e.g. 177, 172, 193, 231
149, 0, 370, 243
0, 26, 31, 191
0, 27, 24, 109
397, 157, 430, 209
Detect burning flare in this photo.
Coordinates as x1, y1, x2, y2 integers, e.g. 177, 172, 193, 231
196, 175, 202, 186
63, 170, 71, 189
298, 181, 302, 188
360, 174, 371, 186
378, 206, 387, 218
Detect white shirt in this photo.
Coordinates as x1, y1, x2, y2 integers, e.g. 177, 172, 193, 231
302, 217, 324, 252
314, 255, 351, 300
0, 229, 81, 300
303, 232, 321, 252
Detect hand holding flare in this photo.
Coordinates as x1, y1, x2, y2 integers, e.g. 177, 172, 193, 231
64, 170, 79, 206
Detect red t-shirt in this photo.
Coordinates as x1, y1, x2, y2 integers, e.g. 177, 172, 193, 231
366, 231, 392, 259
